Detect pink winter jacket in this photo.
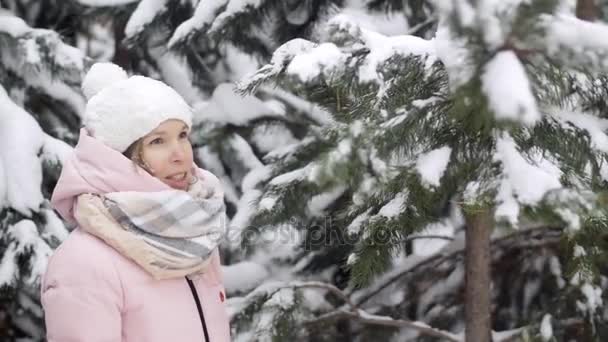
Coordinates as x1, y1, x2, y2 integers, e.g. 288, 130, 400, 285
41, 128, 231, 342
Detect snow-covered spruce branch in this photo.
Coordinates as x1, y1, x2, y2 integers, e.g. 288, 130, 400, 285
401, 234, 454, 243
351, 226, 563, 306
405, 14, 438, 36
493, 318, 584, 342
277, 281, 460, 341
303, 309, 461, 342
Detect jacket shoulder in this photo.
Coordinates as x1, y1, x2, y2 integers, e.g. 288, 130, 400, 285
42, 228, 123, 294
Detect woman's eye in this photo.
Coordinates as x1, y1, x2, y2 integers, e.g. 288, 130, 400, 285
150, 138, 163, 145
179, 131, 189, 139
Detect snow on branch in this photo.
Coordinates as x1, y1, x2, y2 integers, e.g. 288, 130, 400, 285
0, 85, 47, 216
350, 226, 563, 307
236, 38, 317, 93
493, 133, 562, 226
542, 14, 608, 72
125, 0, 169, 40
265, 281, 461, 341
168, 0, 228, 48
482, 51, 540, 125
207, 0, 264, 37
74, 0, 138, 5
238, 15, 437, 102
0, 14, 86, 116
0, 220, 53, 287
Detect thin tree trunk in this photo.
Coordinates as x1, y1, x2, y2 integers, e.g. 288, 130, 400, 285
576, 0, 599, 21
464, 208, 493, 342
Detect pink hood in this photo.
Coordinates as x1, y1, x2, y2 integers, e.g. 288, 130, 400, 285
51, 127, 196, 224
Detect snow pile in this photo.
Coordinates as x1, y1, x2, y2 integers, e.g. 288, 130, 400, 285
493, 133, 562, 225
286, 43, 348, 82
415, 146, 451, 188
482, 51, 539, 125
0, 85, 46, 216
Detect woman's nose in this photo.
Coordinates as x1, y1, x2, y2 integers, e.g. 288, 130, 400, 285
170, 142, 186, 161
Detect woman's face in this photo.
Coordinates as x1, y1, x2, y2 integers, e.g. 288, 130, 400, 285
140, 119, 194, 190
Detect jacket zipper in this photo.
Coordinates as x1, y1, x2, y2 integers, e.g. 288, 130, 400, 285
186, 277, 211, 342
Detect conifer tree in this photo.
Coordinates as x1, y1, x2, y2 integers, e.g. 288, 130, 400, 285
234, 0, 608, 340
0, 8, 84, 339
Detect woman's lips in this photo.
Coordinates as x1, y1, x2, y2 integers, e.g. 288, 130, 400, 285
165, 172, 188, 189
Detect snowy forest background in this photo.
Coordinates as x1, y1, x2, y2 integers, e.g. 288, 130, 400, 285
2, 0, 608, 341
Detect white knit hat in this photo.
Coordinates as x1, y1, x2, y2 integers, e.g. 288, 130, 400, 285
81, 62, 193, 152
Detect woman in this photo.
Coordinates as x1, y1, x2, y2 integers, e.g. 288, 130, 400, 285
41, 62, 231, 342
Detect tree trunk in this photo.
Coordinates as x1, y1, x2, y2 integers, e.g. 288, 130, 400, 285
464, 208, 493, 342
576, 0, 599, 21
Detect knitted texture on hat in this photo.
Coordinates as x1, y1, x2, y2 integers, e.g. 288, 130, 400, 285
82, 63, 192, 153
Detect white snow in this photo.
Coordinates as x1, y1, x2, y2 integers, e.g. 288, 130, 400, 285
149, 47, 202, 104
544, 14, 608, 70
347, 208, 373, 235
227, 188, 262, 248
433, 24, 474, 88
258, 195, 277, 211
76, 21, 115, 61
40, 208, 70, 242
227, 134, 264, 170
540, 314, 553, 341
0, 220, 52, 286
412, 220, 455, 256
573, 245, 586, 257
250, 123, 298, 155
555, 207, 581, 231
340, 1, 409, 36
169, 0, 228, 47
346, 252, 358, 266
358, 30, 436, 83
412, 96, 441, 109
0, 14, 30, 37
327, 15, 436, 84
75, 0, 138, 5
23, 39, 41, 64
494, 178, 520, 226
0, 85, 45, 216
125, 0, 168, 39
260, 86, 333, 125
270, 166, 310, 185
415, 146, 451, 187
194, 83, 280, 125
494, 133, 562, 206
378, 192, 408, 218
552, 109, 608, 153
41, 133, 74, 166
208, 0, 263, 35
286, 43, 347, 82
482, 51, 540, 125
418, 264, 464, 317
307, 185, 347, 217
222, 260, 269, 294
580, 283, 603, 313
549, 256, 566, 289
196, 146, 240, 206
477, 0, 529, 48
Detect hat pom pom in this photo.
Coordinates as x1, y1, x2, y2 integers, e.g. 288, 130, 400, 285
82, 62, 128, 100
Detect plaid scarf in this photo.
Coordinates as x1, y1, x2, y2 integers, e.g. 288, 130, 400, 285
75, 175, 227, 279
